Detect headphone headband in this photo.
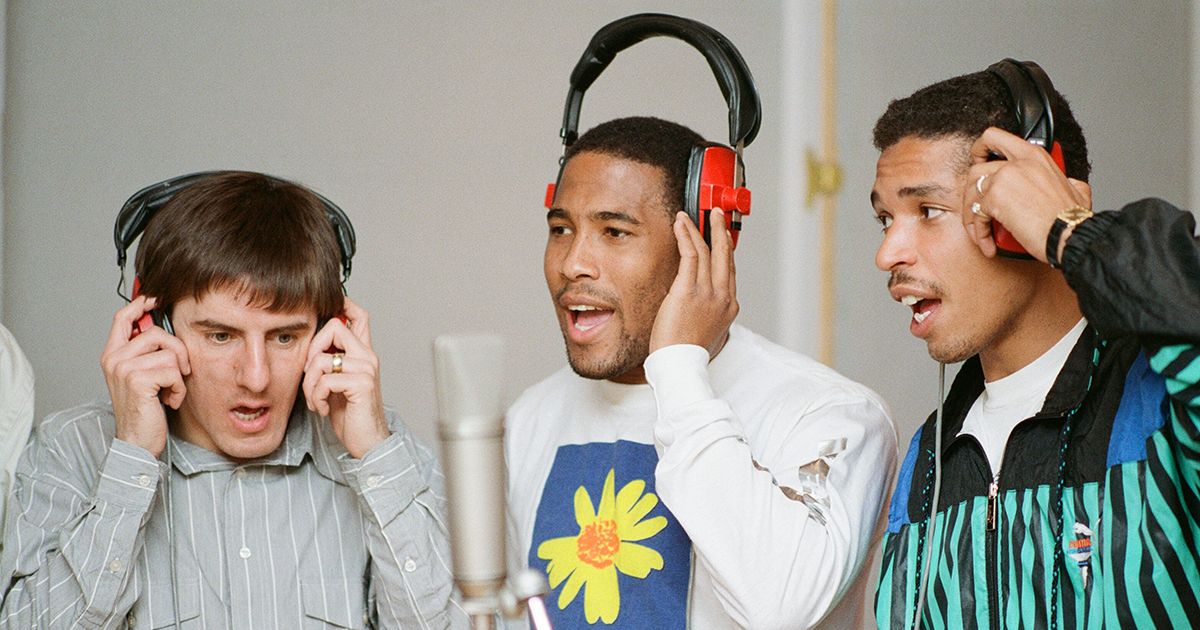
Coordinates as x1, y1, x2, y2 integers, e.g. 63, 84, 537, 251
114, 170, 357, 289
559, 13, 761, 148
987, 58, 1057, 149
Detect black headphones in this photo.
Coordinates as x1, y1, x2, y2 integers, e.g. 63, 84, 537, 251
114, 171, 356, 334
547, 13, 762, 247
986, 58, 1065, 260
987, 58, 1058, 153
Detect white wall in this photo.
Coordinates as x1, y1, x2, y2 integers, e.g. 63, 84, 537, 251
1, 2, 787, 448
4, 0, 1194, 502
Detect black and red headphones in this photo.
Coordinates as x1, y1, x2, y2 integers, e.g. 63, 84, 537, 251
986, 58, 1067, 259
113, 170, 356, 335
545, 13, 762, 248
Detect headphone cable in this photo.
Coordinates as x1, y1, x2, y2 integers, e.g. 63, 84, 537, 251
911, 362, 945, 630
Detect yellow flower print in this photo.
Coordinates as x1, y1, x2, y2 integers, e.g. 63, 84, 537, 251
537, 468, 668, 623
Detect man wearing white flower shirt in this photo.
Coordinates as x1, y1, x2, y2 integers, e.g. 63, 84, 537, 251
506, 117, 898, 629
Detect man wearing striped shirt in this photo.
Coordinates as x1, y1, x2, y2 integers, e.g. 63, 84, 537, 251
0, 172, 461, 628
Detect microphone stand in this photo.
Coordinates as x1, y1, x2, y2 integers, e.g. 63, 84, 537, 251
459, 569, 553, 630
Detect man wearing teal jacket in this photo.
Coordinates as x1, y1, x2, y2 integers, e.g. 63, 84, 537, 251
870, 63, 1200, 628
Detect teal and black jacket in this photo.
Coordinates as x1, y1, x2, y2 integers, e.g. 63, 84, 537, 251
875, 199, 1200, 629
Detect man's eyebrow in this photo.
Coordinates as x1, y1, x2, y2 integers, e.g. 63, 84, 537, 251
546, 208, 642, 225
871, 183, 954, 209
269, 322, 314, 335
897, 183, 954, 198
191, 319, 312, 335
592, 210, 641, 225
192, 319, 240, 332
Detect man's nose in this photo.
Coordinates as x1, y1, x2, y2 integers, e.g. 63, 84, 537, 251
559, 234, 599, 281
876, 222, 916, 272
236, 339, 270, 393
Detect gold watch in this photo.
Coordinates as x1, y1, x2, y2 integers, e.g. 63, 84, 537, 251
1046, 205, 1093, 268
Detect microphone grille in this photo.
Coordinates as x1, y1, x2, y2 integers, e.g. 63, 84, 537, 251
433, 334, 506, 426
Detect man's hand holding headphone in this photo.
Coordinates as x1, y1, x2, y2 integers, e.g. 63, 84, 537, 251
963, 127, 1093, 264
649, 208, 738, 359
302, 297, 390, 459
100, 295, 191, 458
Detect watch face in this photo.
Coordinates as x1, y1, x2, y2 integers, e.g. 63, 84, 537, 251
1061, 205, 1093, 224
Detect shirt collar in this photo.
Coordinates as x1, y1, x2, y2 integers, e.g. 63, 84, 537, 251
167, 405, 340, 479
936, 321, 1100, 452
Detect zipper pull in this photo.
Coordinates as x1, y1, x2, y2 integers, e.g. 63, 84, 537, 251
987, 477, 999, 531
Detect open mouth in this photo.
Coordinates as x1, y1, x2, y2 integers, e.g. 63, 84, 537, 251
900, 294, 941, 332
568, 304, 614, 333
230, 406, 270, 432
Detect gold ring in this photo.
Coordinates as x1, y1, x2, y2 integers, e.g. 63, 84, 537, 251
970, 202, 990, 219
331, 353, 344, 374
976, 174, 988, 196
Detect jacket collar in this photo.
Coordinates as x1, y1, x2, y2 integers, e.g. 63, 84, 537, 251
935, 323, 1100, 453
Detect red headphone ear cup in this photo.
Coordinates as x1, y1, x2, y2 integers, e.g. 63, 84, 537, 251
686, 144, 750, 249
132, 312, 154, 338
128, 276, 174, 337
995, 141, 1064, 260
992, 224, 1029, 258
130, 277, 149, 338
1050, 141, 1066, 173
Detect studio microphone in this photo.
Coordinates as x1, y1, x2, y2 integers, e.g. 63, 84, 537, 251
434, 335, 508, 615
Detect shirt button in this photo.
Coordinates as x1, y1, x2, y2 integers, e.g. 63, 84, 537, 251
235, 468, 247, 478
239, 547, 252, 559
367, 475, 382, 488
136, 474, 151, 487
126, 613, 137, 627
108, 559, 123, 574
404, 558, 417, 572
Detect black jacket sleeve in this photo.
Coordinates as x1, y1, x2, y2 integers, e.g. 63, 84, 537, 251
1062, 197, 1200, 344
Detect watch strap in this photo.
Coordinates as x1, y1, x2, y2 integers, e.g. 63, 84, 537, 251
1046, 218, 1070, 268
1046, 205, 1093, 268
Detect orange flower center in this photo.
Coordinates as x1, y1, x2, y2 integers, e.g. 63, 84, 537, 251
576, 519, 620, 569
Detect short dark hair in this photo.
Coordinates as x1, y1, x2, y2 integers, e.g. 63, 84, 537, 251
135, 171, 344, 322
564, 116, 705, 214
873, 68, 1090, 181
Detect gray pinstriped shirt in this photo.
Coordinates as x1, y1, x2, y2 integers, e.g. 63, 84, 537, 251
0, 401, 466, 629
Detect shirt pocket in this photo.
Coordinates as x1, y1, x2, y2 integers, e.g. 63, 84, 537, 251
127, 579, 201, 629
301, 580, 368, 629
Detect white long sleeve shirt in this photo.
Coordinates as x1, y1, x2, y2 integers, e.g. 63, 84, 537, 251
506, 325, 897, 629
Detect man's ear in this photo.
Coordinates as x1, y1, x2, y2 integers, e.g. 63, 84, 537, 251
970, 222, 998, 258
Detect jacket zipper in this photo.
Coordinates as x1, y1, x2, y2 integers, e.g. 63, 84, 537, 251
986, 473, 1000, 630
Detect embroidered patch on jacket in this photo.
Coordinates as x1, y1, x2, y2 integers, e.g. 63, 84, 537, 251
1067, 521, 1095, 589
529, 440, 691, 628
